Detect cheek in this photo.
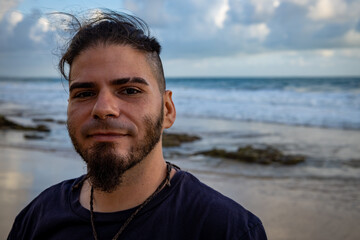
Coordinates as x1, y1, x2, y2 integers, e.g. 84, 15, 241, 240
67, 108, 77, 124
68, 102, 91, 117
67, 104, 88, 128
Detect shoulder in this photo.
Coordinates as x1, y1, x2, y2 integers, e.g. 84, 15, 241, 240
7, 176, 83, 239
175, 171, 267, 239
26, 176, 80, 209
177, 171, 246, 211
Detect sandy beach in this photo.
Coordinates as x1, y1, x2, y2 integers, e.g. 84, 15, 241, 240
1, 118, 360, 240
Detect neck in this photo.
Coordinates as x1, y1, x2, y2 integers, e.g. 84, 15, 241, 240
79, 146, 174, 212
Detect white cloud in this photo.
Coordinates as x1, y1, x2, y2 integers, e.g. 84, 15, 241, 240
247, 23, 270, 41
337, 48, 360, 58
4, 10, 23, 33
317, 49, 334, 58
29, 17, 53, 43
1, 1, 360, 76
343, 30, 360, 46
250, 0, 278, 16
308, 0, 347, 21
163, 49, 360, 77
0, 0, 22, 21
214, 0, 230, 28
273, 0, 281, 8
8, 11, 23, 27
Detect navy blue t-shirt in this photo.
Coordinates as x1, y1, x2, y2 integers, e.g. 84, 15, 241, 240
8, 170, 267, 239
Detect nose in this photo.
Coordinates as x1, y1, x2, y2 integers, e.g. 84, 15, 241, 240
91, 90, 120, 120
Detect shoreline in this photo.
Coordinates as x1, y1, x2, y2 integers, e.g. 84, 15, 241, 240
1, 146, 360, 240
1, 114, 360, 239
1, 115, 360, 179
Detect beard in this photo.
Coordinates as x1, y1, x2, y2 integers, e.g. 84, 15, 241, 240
67, 105, 164, 193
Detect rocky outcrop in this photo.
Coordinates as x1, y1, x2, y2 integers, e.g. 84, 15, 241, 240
0, 115, 50, 132
197, 145, 305, 165
32, 118, 66, 124
162, 133, 201, 147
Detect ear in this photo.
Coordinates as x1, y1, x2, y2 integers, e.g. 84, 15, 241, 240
162, 90, 176, 129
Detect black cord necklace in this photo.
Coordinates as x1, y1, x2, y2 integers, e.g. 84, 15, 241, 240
89, 162, 172, 240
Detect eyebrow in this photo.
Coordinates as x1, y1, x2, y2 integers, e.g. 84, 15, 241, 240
69, 77, 149, 93
110, 77, 149, 86
69, 82, 95, 93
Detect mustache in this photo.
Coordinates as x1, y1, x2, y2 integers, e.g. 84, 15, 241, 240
80, 119, 136, 137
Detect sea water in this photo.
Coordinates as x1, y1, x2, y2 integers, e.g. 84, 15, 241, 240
1, 76, 359, 129
1, 76, 360, 179
168, 77, 360, 129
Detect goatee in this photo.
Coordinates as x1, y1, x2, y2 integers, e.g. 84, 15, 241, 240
67, 105, 163, 192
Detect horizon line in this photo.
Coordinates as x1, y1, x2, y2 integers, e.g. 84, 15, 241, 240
1, 75, 360, 79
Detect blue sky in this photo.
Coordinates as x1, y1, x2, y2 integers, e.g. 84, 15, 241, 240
1, 0, 360, 77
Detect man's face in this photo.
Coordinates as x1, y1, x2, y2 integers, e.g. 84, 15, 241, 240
67, 44, 164, 192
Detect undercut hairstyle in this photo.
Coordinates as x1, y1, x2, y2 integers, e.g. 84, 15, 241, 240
58, 10, 166, 93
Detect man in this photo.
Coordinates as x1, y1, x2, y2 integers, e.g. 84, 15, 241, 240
8, 10, 267, 240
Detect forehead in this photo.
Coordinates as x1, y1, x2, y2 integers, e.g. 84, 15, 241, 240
69, 44, 157, 87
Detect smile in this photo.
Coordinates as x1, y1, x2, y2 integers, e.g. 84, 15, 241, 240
87, 132, 130, 141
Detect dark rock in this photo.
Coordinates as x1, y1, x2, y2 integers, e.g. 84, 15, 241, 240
24, 134, 46, 140
33, 118, 66, 125
344, 159, 360, 168
196, 145, 305, 165
35, 124, 51, 132
56, 120, 66, 124
33, 118, 55, 122
0, 114, 50, 132
163, 133, 201, 147
32, 118, 66, 124
0, 115, 21, 129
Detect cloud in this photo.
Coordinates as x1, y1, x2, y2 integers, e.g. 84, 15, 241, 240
0, 9, 56, 53
122, 0, 360, 60
343, 30, 360, 46
0, 0, 22, 21
1, 0, 359, 76
123, 0, 170, 26
308, 0, 346, 20
29, 17, 54, 43
164, 48, 360, 77
317, 49, 334, 58
5, 11, 23, 32
247, 23, 270, 41
124, 0, 275, 59
0, 8, 59, 77
214, 0, 230, 28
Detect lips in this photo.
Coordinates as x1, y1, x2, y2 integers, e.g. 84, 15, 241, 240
80, 120, 137, 140
87, 131, 130, 141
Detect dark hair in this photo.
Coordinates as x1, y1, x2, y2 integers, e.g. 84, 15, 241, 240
58, 10, 165, 92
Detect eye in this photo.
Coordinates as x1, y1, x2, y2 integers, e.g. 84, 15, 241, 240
121, 88, 142, 95
73, 91, 96, 99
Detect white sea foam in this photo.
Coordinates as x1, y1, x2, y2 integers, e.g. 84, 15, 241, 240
168, 78, 360, 129
1, 77, 360, 129
1, 77, 360, 179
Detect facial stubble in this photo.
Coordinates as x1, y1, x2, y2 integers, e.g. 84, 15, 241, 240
67, 105, 164, 193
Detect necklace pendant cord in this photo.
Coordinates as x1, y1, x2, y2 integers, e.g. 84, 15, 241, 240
90, 162, 174, 240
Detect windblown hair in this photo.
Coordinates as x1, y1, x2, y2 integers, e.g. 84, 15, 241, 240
58, 10, 165, 92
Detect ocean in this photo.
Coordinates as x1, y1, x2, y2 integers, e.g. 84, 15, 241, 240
168, 77, 360, 129
1, 76, 359, 129
1, 76, 360, 180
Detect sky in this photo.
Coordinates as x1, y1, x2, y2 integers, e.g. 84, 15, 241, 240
0, 0, 360, 77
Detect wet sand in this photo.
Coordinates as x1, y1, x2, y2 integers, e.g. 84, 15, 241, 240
195, 171, 360, 240
0, 146, 85, 239
1, 145, 360, 240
